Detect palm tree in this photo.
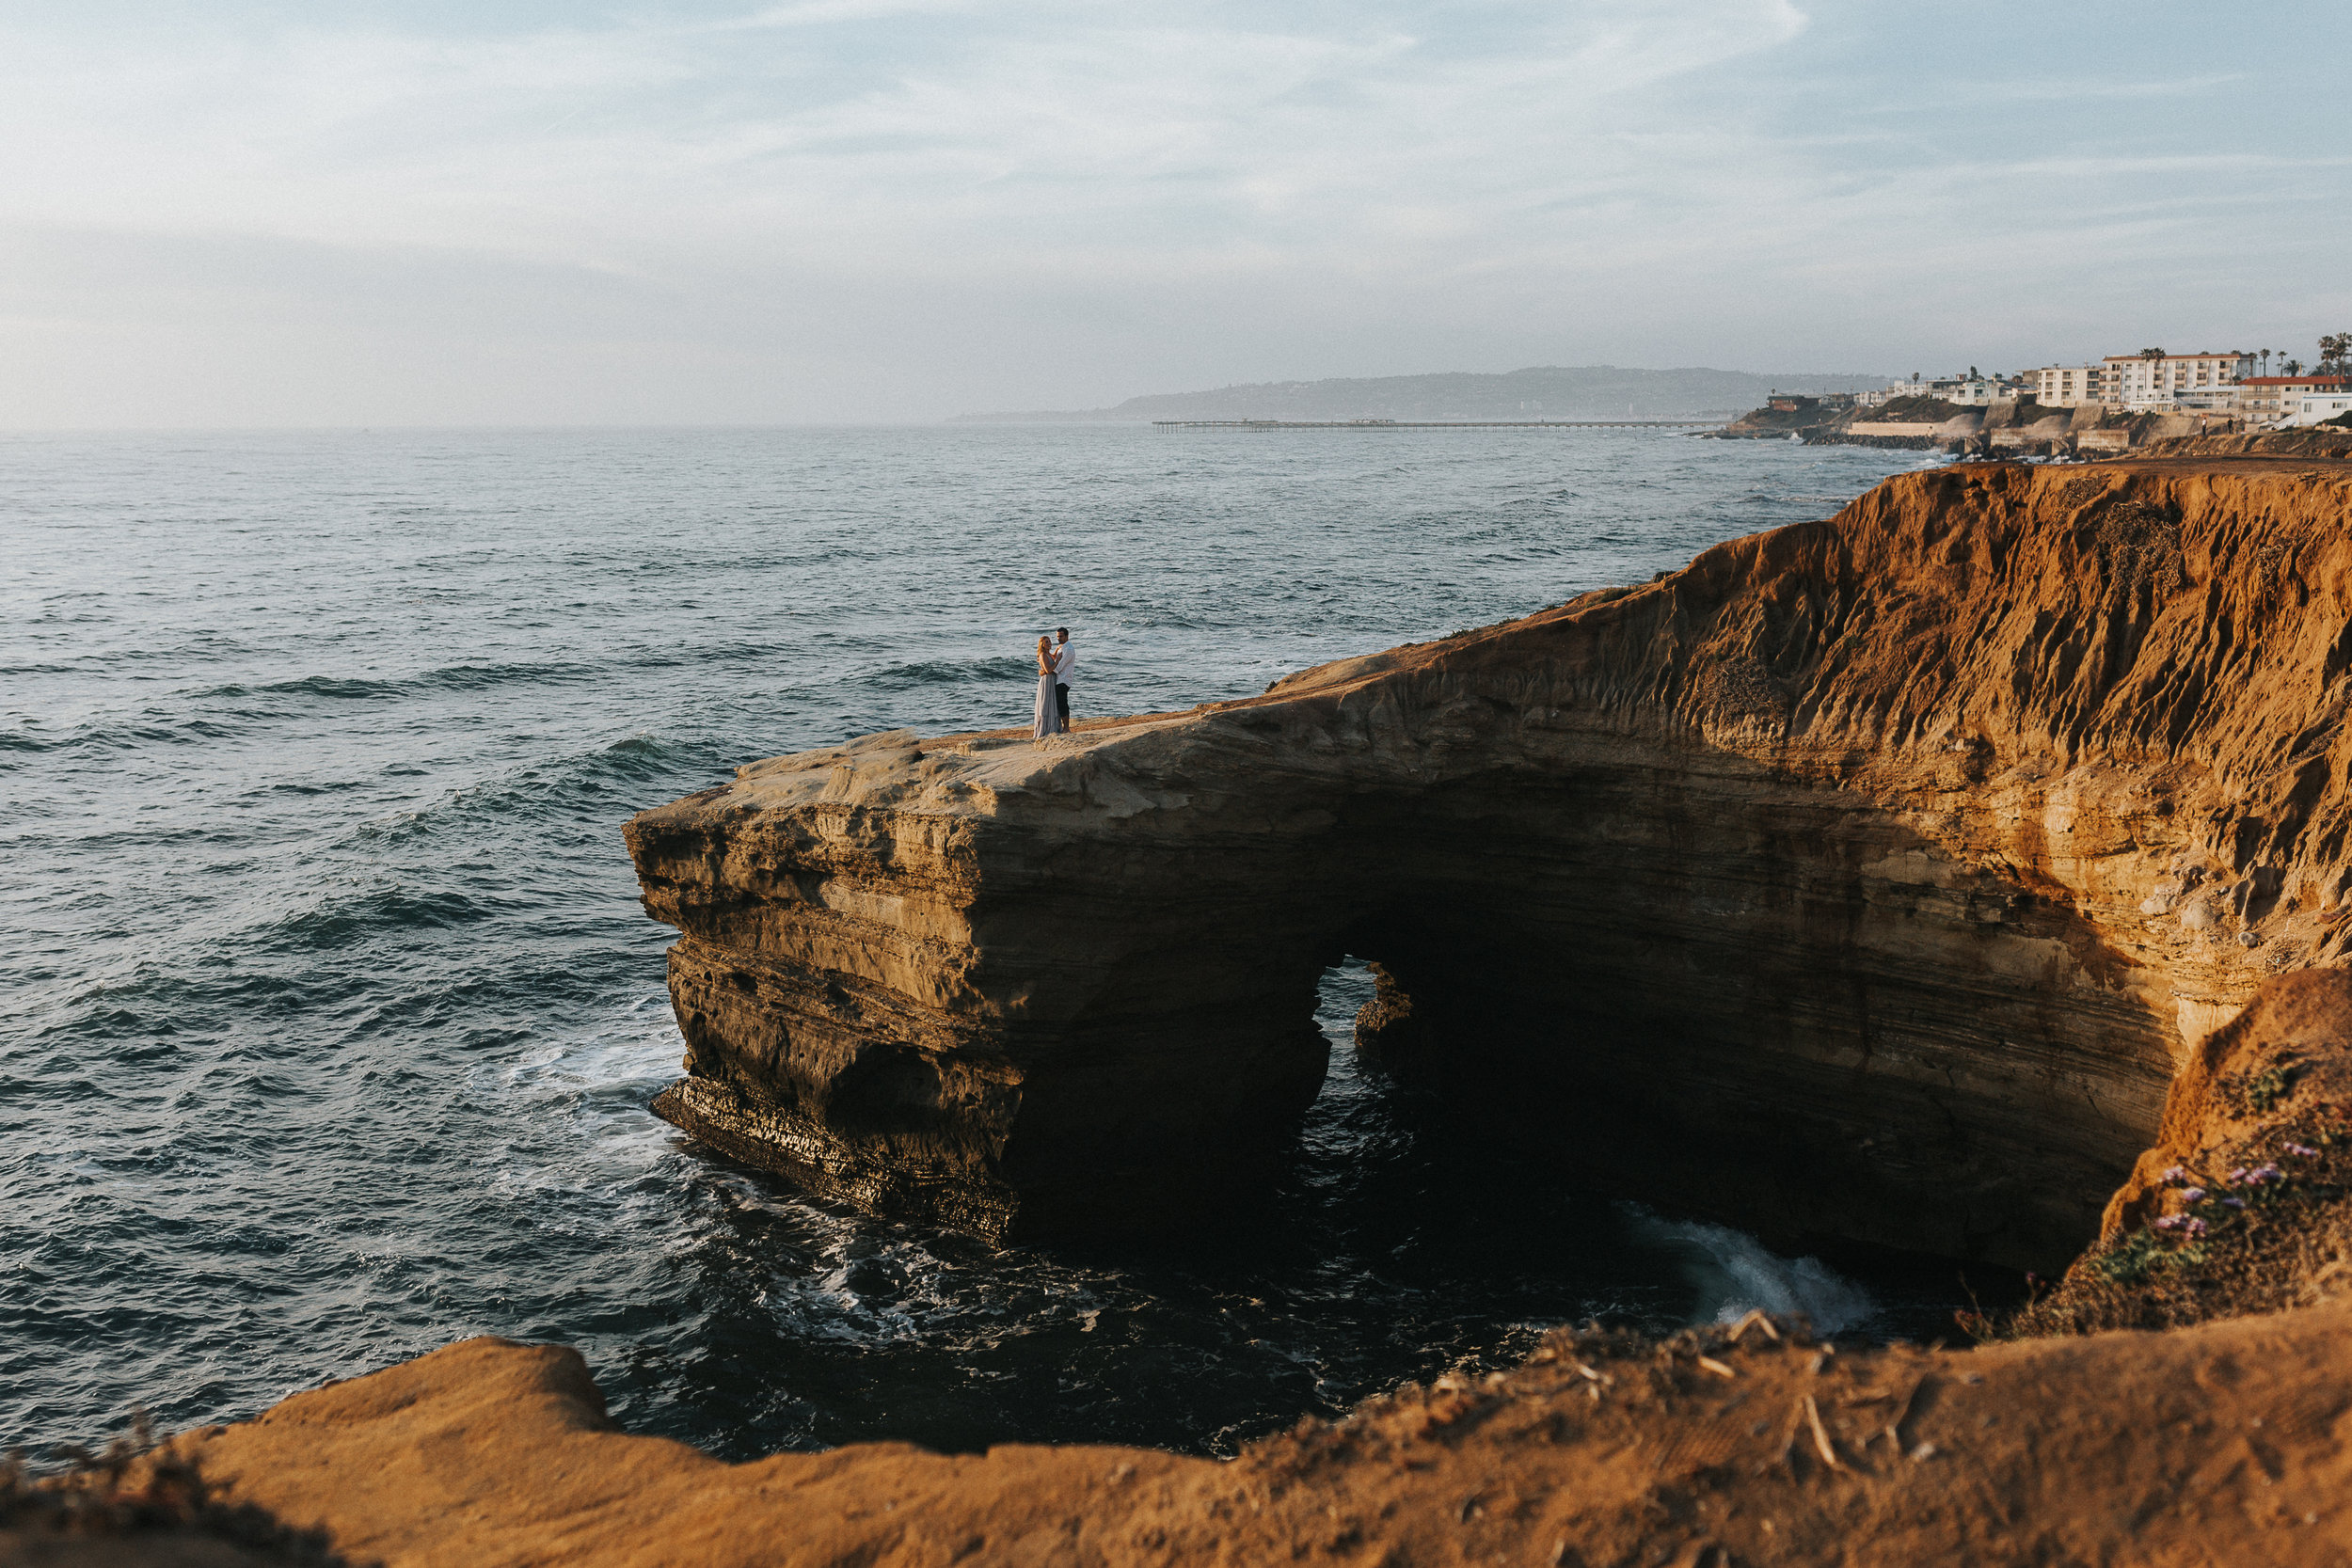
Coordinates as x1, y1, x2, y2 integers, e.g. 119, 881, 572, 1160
2285, 359, 2304, 377
2258, 349, 2272, 376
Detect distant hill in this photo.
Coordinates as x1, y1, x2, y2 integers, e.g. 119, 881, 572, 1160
954, 366, 1892, 423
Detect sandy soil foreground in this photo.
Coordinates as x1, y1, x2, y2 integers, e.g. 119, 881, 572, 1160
34, 1296, 2309, 1568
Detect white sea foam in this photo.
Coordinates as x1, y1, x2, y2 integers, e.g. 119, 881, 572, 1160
1625, 1207, 1878, 1335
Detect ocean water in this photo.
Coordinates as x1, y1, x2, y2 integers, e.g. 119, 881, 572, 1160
3, 424, 1967, 1462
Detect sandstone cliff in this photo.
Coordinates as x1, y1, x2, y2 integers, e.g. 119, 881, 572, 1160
2130, 426, 2352, 462
627, 458, 2352, 1272
1712, 396, 2237, 456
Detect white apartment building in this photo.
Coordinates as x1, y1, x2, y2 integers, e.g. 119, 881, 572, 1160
2102, 351, 2255, 410
1858, 379, 1930, 407
2235, 376, 2348, 426
1928, 375, 2018, 406
2033, 365, 2106, 407
2289, 391, 2352, 428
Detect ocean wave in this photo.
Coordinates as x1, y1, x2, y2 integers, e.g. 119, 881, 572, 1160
0, 721, 195, 756
610, 641, 798, 673
34, 936, 648, 1058
188, 661, 604, 704
262, 886, 499, 953
238, 675, 403, 701
351, 732, 726, 847
6, 659, 631, 766
1622, 1206, 1878, 1335
419, 660, 602, 691
865, 657, 1032, 690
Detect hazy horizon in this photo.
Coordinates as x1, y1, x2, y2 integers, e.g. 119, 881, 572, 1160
0, 361, 1890, 431
6, 2, 2345, 428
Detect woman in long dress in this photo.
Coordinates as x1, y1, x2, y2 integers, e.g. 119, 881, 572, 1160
1030, 635, 1064, 739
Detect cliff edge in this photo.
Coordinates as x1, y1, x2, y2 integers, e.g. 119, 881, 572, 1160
139, 1289, 2352, 1567
627, 459, 2352, 1271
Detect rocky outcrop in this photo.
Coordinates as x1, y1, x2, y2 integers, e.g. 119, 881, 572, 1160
163, 1305, 2352, 1567
2129, 426, 2352, 462
1712, 396, 2238, 456
627, 458, 2352, 1270
1708, 393, 1982, 449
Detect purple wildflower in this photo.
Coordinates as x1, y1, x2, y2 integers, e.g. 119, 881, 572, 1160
2153, 1215, 2184, 1232
2183, 1218, 2209, 1237
2162, 1165, 2188, 1185
2284, 1143, 2320, 1159
2227, 1168, 2249, 1185
2222, 1196, 2246, 1210
2247, 1164, 2283, 1185
2181, 1187, 2207, 1204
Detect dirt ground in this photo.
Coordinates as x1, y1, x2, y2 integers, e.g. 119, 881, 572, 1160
4, 1299, 2290, 1568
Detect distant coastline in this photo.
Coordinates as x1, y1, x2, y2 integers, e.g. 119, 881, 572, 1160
953, 364, 1890, 424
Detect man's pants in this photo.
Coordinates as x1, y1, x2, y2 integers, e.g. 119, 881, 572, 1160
1056, 684, 1071, 722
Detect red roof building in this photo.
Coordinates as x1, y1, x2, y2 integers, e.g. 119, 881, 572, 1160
2234, 375, 2349, 425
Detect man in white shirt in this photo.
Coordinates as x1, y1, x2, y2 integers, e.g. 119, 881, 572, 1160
1053, 626, 1076, 729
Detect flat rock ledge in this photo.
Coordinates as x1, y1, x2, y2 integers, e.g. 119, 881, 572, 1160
628, 457, 2352, 1270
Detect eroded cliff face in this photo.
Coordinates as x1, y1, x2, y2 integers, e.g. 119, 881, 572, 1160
626, 458, 2352, 1269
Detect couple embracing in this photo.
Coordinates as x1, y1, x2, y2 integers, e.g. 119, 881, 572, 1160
1031, 627, 1076, 740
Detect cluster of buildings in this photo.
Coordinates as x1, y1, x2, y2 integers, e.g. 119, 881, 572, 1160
1850, 351, 2350, 427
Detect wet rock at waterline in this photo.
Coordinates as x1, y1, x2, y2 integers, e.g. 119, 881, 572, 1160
628, 457, 2352, 1271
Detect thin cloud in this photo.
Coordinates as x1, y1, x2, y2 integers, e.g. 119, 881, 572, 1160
1929, 71, 2248, 104
0, 0, 2344, 425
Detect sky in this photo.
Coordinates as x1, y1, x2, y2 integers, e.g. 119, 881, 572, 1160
3, 0, 2347, 425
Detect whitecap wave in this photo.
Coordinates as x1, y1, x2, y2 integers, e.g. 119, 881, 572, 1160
1623, 1206, 1878, 1335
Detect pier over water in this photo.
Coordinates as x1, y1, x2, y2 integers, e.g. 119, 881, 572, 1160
1152, 418, 1722, 430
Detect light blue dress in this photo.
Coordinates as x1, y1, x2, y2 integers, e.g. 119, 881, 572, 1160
1031, 659, 1064, 738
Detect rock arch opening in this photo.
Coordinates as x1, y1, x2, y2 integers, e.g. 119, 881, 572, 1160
1278, 806, 2177, 1274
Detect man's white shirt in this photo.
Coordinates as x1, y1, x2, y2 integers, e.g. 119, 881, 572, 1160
1053, 642, 1077, 682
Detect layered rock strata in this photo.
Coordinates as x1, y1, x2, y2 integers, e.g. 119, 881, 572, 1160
628, 458, 2352, 1269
